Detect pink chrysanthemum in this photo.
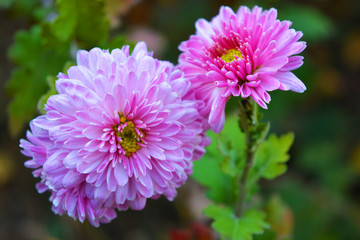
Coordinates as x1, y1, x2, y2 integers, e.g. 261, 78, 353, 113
178, 5, 307, 132
20, 42, 209, 226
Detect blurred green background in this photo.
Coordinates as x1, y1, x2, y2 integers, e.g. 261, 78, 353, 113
0, 0, 359, 239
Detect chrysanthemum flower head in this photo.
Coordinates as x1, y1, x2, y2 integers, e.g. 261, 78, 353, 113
20, 42, 209, 226
178, 5, 307, 132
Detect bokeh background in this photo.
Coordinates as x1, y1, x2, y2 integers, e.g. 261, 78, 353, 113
0, 0, 359, 239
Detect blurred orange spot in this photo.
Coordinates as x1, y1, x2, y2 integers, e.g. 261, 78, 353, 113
191, 223, 213, 240
169, 229, 191, 240
342, 31, 360, 70
314, 68, 342, 97
169, 223, 214, 240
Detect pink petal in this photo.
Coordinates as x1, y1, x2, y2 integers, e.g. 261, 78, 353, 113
114, 162, 129, 186
82, 126, 103, 139
275, 71, 306, 93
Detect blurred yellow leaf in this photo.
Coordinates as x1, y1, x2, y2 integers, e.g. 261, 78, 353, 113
104, 0, 140, 27
265, 195, 294, 240
0, 150, 14, 186
349, 143, 360, 175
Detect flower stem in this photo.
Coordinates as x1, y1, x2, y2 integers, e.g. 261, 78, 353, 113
235, 99, 259, 217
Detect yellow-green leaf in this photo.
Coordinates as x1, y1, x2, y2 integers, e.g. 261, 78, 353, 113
204, 204, 269, 240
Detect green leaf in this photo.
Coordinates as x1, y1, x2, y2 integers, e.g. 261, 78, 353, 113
51, 0, 77, 42
220, 115, 246, 152
192, 115, 245, 204
8, 26, 44, 70
249, 133, 294, 184
205, 115, 245, 155
204, 204, 269, 240
6, 26, 70, 136
48, 0, 109, 46
75, 0, 109, 46
192, 153, 234, 204
215, 115, 246, 176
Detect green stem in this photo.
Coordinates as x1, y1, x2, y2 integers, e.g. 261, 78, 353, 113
235, 99, 258, 217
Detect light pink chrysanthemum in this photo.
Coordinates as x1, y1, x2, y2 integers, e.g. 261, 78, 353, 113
20, 42, 209, 226
178, 5, 307, 132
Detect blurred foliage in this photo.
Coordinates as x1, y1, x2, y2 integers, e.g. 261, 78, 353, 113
278, 4, 335, 42
48, 0, 109, 45
240, 1, 336, 42
4, 0, 132, 136
6, 25, 70, 135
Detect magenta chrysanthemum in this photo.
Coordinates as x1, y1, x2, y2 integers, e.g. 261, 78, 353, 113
178, 5, 307, 132
20, 42, 209, 226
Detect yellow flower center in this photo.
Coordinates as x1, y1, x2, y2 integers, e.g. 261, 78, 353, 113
220, 49, 243, 63
115, 114, 143, 157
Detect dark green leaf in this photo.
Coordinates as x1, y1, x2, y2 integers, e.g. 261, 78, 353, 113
253, 229, 277, 240
47, 0, 109, 46
5, 0, 42, 17
75, 0, 109, 46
